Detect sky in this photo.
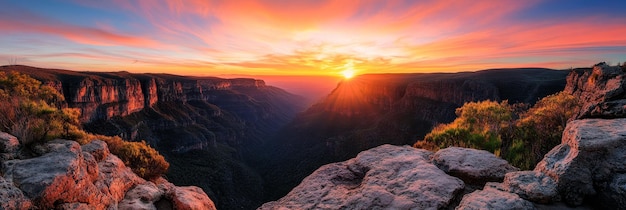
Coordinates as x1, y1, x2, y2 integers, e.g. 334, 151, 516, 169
1, 0, 626, 77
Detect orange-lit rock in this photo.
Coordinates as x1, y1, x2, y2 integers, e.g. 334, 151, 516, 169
0, 134, 215, 210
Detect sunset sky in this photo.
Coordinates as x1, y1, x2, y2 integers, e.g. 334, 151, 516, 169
1, 0, 626, 77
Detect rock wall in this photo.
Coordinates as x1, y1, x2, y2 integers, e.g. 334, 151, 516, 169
565, 63, 626, 119
0, 132, 216, 210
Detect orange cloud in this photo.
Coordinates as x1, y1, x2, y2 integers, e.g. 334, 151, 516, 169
2, 0, 626, 75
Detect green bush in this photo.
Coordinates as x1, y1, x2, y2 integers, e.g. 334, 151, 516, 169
418, 92, 580, 170
423, 100, 512, 155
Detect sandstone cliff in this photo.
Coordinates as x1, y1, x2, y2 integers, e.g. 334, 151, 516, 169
0, 132, 216, 210
565, 63, 626, 119
0, 65, 269, 123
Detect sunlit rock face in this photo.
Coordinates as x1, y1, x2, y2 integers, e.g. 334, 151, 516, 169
1, 65, 271, 123
565, 63, 626, 119
0, 133, 216, 210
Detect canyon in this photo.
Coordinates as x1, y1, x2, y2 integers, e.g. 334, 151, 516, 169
1, 65, 573, 209
1, 65, 306, 209
263, 68, 570, 200
261, 63, 626, 209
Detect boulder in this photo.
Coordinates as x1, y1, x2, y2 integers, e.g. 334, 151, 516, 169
95, 153, 146, 203
456, 186, 536, 210
535, 118, 626, 207
119, 178, 215, 210
0, 140, 108, 209
118, 182, 165, 210
501, 171, 559, 203
432, 147, 519, 185
565, 64, 626, 119
259, 145, 465, 209
170, 186, 217, 210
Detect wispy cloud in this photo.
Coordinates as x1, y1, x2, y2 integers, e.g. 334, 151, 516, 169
1, 0, 625, 75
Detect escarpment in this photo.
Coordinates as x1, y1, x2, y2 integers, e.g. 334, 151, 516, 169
1, 65, 268, 123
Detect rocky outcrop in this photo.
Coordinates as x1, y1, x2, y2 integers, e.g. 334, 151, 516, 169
260, 145, 465, 209
263, 115, 626, 209
565, 63, 626, 119
432, 147, 519, 185
0, 132, 215, 210
535, 118, 626, 207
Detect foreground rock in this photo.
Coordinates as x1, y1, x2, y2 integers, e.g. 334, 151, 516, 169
500, 171, 559, 204
566, 63, 626, 119
260, 145, 465, 209
0, 132, 215, 210
457, 186, 536, 210
535, 118, 626, 208
432, 147, 519, 185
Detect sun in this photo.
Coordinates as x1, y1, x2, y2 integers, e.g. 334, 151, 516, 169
342, 69, 355, 79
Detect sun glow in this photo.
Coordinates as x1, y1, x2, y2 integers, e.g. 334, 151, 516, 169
342, 69, 355, 79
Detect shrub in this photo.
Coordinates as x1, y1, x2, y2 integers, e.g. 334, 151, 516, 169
417, 92, 580, 170
84, 135, 169, 180
0, 71, 76, 144
421, 100, 512, 154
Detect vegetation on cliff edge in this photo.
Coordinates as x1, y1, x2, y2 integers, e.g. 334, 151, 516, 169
0, 71, 168, 179
415, 92, 580, 169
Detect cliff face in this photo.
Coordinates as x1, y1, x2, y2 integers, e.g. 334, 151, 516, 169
1, 66, 269, 123
564, 63, 626, 119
